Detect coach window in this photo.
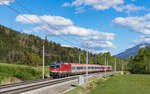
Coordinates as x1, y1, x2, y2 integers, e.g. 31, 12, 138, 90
79, 66, 81, 70
72, 66, 75, 70
90, 67, 92, 69
74, 66, 77, 70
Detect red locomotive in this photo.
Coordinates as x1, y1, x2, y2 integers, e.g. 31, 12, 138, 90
50, 62, 112, 78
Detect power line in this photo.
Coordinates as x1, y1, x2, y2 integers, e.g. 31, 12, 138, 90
15, 0, 81, 47
0, 1, 81, 49
15, 0, 88, 50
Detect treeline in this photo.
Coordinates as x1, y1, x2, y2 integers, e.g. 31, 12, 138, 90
128, 46, 150, 74
0, 25, 127, 70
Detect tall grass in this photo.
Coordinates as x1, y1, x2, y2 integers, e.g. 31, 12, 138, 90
0, 63, 50, 84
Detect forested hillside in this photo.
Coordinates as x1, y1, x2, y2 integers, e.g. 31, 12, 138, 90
128, 46, 150, 73
0, 25, 127, 70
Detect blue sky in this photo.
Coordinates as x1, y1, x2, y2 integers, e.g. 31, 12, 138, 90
0, 0, 150, 55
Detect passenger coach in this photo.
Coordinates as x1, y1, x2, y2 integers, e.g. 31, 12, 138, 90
50, 62, 112, 78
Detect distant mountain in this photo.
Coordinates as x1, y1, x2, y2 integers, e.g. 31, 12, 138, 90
116, 43, 150, 59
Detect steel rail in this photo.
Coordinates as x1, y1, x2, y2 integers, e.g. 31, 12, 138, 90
0, 78, 52, 89
0, 77, 77, 94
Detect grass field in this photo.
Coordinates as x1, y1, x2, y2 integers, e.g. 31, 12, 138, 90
0, 63, 50, 84
89, 74, 150, 94
65, 73, 150, 94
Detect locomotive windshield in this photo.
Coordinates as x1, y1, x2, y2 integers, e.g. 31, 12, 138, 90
50, 65, 60, 68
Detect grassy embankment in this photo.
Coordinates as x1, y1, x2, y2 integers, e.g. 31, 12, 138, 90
65, 73, 150, 94
0, 63, 50, 84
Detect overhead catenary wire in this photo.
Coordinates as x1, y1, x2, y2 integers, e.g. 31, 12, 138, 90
0, 1, 94, 69
0, 1, 81, 49
14, 0, 82, 48
16, 0, 80, 42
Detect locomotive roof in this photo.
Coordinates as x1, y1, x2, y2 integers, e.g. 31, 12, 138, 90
51, 62, 112, 67
71, 63, 112, 67
71, 63, 101, 66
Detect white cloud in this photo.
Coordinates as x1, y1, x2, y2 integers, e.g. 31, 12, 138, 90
75, 7, 86, 14
16, 14, 115, 51
63, 0, 146, 12
129, 35, 150, 48
81, 40, 116, 49
71, 0, 124, 10
88, 49, 109, 54
133, 35, 150, 45
114, 4, 146, 12
112, 13, 150, 34
61, 44, 72, 48
16, 14, 41, 24
62, 2, 71, 7
16, 14, 73, 26
0, 0, 14, 5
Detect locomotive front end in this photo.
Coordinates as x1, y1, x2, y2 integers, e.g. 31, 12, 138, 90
50, 62, 71, 78
50, 63, 61, 78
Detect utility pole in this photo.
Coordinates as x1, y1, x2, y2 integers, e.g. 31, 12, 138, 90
115, 57, 116, 72
42, 39, 45, 79
122, 64, 124, 72
94, 55, 97, 64
107, 59, 108, 66
79, 54, 80, 64
86, 43, 88, 83
105, 54, 106, 77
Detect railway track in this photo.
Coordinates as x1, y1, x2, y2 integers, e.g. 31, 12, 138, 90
0, 72, 96, 90
0, 72, 114, 94
0, 78, 53, 90
0, 76, 78, 94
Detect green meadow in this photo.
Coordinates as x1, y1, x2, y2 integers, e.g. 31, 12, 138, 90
65, 73, 150, 94
89, 74, 150, 94
0, 63, 50, 84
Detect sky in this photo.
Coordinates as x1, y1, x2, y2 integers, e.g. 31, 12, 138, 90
0, 0, 150, 55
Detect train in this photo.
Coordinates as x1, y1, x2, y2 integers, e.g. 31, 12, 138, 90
50, 62, 112, 78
